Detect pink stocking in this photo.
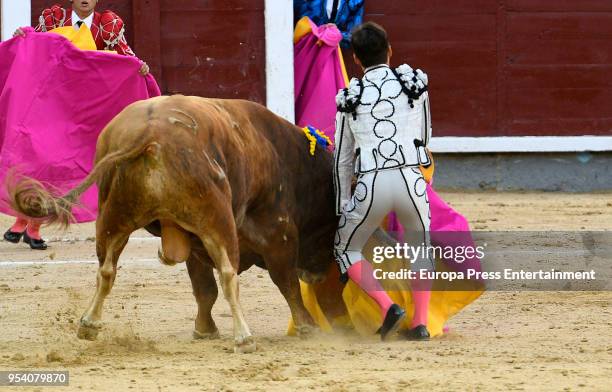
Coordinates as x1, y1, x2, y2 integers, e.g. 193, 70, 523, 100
411, 276, 431, 328
26, 221, 42, 240
10, 217, 28, 233
347, 260, 393, 317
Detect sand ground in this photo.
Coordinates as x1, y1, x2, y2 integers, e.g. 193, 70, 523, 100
0, 191, 611, 391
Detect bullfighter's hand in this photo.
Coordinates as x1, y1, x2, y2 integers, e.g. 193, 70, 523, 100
13, 28, 25, 37
139, 62, 150, 76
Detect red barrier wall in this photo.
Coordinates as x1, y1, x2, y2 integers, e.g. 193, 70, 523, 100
30, 1, 612, 136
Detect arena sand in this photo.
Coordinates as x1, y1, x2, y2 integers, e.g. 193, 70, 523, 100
0, 192, 611, 391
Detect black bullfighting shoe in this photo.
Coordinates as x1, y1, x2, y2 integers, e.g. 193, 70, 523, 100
3, 229, 24, 243
23, 232, 48, 250
379, 304, 406, 341
402, 324, 430, 341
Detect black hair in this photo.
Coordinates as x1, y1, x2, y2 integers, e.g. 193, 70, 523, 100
350, 22, 390, 68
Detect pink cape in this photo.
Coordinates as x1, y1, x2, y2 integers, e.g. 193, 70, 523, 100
294, 19, 347, 139
0, 28, 160, 222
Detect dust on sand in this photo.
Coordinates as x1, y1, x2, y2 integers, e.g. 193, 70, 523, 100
0, 192, 611, 391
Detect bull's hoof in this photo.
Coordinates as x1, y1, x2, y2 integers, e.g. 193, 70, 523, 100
295, 324, 318, 339
193, 328, 220, 340
77, 318, 102, 341
77, 324, 100, 340
234, 336, 256, 354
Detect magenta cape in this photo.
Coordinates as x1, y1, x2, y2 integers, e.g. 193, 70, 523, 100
385, 185, 482, 274
0, 28, 160, 222
294, 19, 347, 139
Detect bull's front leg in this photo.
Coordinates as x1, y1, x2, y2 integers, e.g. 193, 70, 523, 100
77, 232, 130, 340
186, 251, 220, 339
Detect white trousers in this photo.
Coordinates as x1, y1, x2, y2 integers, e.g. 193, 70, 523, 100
334, 167, 433, 274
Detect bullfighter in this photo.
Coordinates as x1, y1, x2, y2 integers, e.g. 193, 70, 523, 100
333, 22, 434, 341
5, 0, 149, 250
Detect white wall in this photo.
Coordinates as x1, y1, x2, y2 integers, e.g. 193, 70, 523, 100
1, 0, 31, 41
429, 136, 612, 153
264, 0, 295, 123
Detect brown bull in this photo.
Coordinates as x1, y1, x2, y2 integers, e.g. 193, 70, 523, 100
9, 95, 342, 353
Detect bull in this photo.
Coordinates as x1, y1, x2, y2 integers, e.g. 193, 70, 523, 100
9, 95, 342, 353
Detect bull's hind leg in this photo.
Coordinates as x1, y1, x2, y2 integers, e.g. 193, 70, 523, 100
196, 217, 255, 353
77, 231, 130, 340
186, 251, 220, 339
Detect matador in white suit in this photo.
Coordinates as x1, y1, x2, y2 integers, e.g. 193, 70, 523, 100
333, 22, 434, 341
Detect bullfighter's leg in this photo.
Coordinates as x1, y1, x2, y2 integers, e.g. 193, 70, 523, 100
263, 229, 315, 336
396, 167, 434, 341
186, 251, 220, 339
334, 171, 407, 340
196, 211, 255, 353
77, 231, 130, 340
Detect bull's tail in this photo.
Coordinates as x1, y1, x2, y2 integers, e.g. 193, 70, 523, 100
7, 136, 156, 229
